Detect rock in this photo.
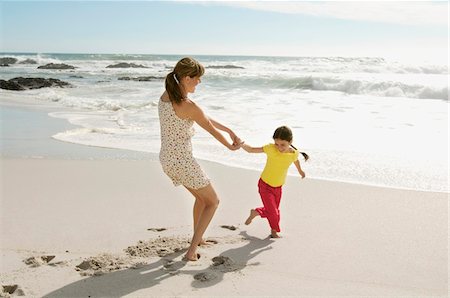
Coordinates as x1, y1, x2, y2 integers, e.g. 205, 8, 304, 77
0, 80, 24, 90
0, 57, 17, 65
18, 59, 37, 64
106, 63, 148, 68
37, 63, 76, 70
0, 77, 71, 91
119, 76, 164, 81
0, 64, 10, 67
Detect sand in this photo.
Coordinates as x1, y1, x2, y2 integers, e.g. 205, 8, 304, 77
0, 157, 448, 297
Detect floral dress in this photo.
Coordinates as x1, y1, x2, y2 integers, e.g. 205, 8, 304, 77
158, 99, 210, 189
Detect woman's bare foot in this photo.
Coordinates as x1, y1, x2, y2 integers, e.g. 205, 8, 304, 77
245, 209, 259, 225
198, 239, 218, 246
270, 230, 281, 238
183, 252, 201, 261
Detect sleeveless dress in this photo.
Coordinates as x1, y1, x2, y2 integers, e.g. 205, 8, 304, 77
158, 99, 210, 190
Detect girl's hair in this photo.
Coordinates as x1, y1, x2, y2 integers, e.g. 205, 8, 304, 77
273, 126, 309, 161
165, 57, 205, 104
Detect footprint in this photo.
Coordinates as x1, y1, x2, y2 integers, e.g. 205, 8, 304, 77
147, 228, 167, 232
41, 255, 55, 263
212, 256, 233, 266
220, 225, 237, 231
2, 285, 18, 295
199, 239, 219, 246
23, 255, 55, 267
211, 256, 239, 272
162, 260, 185, 272
76, 260, 92, 271
193, 272, 217, 282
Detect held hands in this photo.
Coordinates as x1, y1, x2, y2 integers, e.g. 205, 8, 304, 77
228, 131, 244, 151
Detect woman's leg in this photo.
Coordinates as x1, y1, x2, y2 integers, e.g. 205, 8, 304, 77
184, 183, 220, 260
186, 188, 210, 245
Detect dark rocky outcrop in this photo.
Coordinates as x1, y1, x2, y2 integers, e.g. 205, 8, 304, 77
118, 76, 164, 81
0, 77, 71, 91
206, 65, 244, 69
106, 63, 148, 68
0, 57, 18, 65
37, 63, 76, 70
19, 59, 38, 64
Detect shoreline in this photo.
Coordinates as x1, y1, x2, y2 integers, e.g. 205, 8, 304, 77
1, 101, 447, 193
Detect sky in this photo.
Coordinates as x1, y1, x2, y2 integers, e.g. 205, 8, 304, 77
0, 1, 448, 63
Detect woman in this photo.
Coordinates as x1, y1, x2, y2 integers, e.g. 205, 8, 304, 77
159, 57, 242, 261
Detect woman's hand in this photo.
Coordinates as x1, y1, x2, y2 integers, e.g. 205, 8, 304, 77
229, 131, 242, 146
227, 138, 244, 150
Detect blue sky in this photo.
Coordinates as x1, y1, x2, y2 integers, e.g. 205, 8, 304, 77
1, 1, 448, 63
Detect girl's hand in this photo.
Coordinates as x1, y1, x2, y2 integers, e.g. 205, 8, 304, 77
229, 131, 242, 146
299, 170, 306, 179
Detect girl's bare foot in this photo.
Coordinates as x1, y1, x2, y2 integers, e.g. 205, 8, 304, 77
270, 230, 281, 238
245, 209, 259, 225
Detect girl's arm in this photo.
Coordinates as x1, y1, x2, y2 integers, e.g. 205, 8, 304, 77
294, 160, 306, 179
187, 101, 241, 150
242, 143, 264, 153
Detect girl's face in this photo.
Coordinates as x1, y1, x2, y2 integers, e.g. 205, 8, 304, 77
274, 138, 291, 153
182, 75, 202, 94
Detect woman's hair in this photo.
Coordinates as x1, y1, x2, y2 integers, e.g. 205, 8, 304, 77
165, 57, 205, 104
273, 126, 309, 161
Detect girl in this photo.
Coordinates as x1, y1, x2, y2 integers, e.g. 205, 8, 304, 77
159, 57, 242, 261
242, 126, 309, 238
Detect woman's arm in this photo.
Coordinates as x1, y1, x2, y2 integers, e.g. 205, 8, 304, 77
209, 118, 231, 133
294, 160, 306, 178
209, 117, 241, 145
187, 101, 241, 150
242, 143, 264, 153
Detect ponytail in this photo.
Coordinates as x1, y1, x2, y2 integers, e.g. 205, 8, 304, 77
300, 151, 309, 161
165, 71, 183, 104
290, 144, 309, 161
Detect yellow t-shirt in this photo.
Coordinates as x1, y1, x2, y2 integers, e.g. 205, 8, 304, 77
260, 143, 299, 187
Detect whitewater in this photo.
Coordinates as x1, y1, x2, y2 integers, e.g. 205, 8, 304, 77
1, 53, 448, 192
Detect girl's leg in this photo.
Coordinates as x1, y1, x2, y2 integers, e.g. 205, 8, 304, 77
184, 183, 220, 260
258, 180, 281, 233
245, 209, 259, 225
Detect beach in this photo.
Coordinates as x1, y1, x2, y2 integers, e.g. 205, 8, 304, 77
0, 103, 448, 297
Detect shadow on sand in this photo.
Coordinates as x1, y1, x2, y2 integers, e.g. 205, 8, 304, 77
43, 232, 273, 297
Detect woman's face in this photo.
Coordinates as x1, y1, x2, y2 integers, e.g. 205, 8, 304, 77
274, 138, 291, 153
182, 75, 202, 94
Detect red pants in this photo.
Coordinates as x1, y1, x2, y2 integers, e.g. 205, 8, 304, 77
255, 178, 282, 232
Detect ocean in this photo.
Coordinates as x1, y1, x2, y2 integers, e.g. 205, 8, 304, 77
1, 53, 448, 192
